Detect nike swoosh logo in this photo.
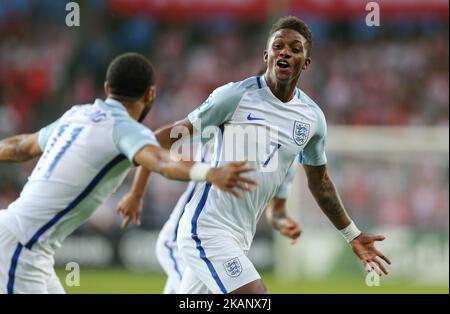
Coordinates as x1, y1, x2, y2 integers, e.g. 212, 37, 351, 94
247, 113, 265, 121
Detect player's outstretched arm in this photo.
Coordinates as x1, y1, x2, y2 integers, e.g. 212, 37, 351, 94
303, 164, 391, 275
154, 118, 194, 150
266, 197, 301, 244
0, 132, 42, 163
134, 144, 257, 198
117, 119, 194, 227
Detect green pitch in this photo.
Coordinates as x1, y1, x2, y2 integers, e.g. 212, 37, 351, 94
56, 268, 448, 294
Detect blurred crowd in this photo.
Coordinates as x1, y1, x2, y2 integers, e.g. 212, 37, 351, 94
0, 1, 448, 234
297, 153, 449, 231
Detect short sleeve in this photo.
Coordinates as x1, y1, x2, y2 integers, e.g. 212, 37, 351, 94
113, 120, 160, 163
187, 82, 244, 129
300, 108, 327, 166
38, 120, 60, 151
275, 162, 297, 199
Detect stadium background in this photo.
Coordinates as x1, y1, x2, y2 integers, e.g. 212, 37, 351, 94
0, 0, 448, 293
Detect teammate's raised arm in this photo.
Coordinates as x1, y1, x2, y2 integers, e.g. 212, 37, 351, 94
0, 132, 42, 162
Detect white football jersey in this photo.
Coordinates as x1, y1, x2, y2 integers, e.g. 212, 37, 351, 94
179, 75, 327, 251
158, 143, 297, 248
0, 99, 158, 254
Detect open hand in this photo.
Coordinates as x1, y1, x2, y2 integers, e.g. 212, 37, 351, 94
206, 161, 258, 198
351, 233, 391, 275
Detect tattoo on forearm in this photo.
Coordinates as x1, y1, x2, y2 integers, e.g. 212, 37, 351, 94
313, 176, 347, 219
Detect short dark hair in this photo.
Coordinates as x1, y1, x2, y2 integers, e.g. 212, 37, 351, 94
106, 52, 155, 98
268, 16, 313, 56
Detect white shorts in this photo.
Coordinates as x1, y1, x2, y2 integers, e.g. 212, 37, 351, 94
177, 231, 260, 294
0, 226, 65, 294
155, 231, 185, 294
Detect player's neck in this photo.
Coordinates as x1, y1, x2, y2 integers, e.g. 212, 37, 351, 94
109, 96, 142, 121
264, 74, 297, 103
124, 102, 143, 121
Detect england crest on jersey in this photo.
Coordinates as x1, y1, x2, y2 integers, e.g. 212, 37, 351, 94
223, 257, 242, 277
293, 121, 310, 146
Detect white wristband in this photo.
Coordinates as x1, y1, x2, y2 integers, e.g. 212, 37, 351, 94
339, 221, 362, 243
189, 163, 211, 181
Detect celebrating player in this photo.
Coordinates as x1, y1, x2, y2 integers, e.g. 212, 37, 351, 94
0, 52, 256, 294
122, 16, 391, 294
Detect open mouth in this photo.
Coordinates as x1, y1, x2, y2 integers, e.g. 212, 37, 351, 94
276, 59, 290, 69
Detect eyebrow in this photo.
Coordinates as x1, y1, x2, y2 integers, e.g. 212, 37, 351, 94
273, 36, 304, 45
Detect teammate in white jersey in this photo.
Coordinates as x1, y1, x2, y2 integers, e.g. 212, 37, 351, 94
117, 143, 299, 294
0, 53, 256, 294
121, 16, 392, 294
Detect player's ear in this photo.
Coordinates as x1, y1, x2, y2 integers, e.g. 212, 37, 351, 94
263, 50, 268, 63
302, 58, 311, 70
145, 85, 156, 103
104, 82, 109, 96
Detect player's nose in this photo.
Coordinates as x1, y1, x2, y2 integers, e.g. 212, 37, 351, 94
279, 48, 291, 58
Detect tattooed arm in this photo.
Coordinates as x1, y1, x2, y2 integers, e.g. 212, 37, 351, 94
302, 164, 351, 229
303, 164, 391, 275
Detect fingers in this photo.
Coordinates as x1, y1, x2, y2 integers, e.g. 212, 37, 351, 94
230, 190, 242, 198
134, 211, 142, 226
372, 235, 386, 241
135, 215, 141, 226
214, 162, 260, 196
279, 220, 301, 242
364, 262, 380, 275
235, 166, 257, 174
230, 160, 248, 167
290, 227, 301, 240
369, 235, 390, 273
364, 260, 381, 275
121, 211, 141, 228
121, 215, 131, 229
235, 183, 254, 193
366, 257, 387, 275
236, 176, 258, 186
281, 226, 301, 240
280, 227, 299, 238
363, 257, 388, 275
362, 260, 370, 272
229, 161, 257, 181
375, 249, 391, 265
281, 231, 298, 245
375, 258, 389, 275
